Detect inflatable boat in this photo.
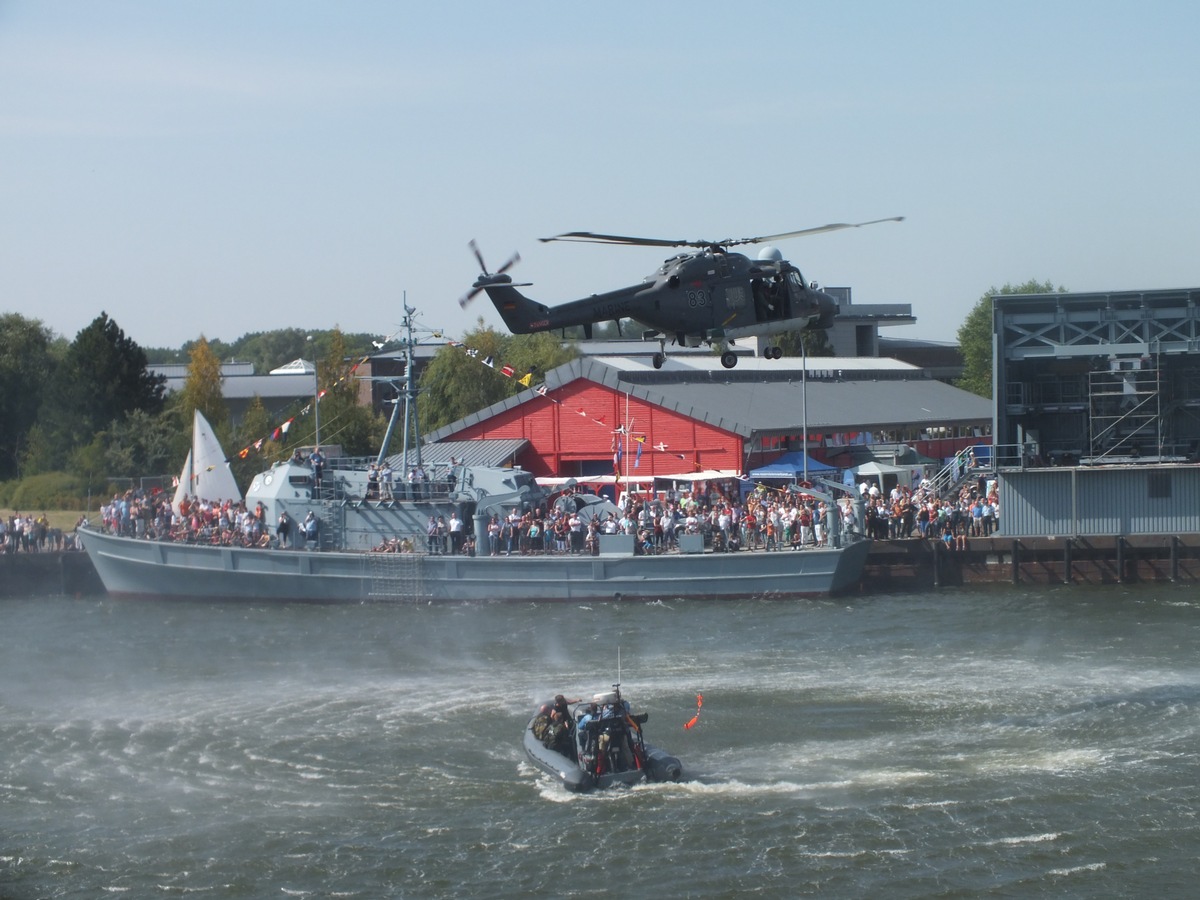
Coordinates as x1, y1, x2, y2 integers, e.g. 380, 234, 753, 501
523, 688, 683, 792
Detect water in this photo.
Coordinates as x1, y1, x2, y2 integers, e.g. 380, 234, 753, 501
4, 587, 1200, 898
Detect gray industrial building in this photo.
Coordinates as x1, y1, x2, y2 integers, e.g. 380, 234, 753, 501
993, 288, 1200, 537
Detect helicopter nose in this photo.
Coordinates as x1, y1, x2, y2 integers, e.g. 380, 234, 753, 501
812, 291, 838, 330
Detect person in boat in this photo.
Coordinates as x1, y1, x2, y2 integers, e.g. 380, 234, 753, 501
543, 694, 580, 757
309, 446, 325, 491
598, 693, 642, 770
276, 511, 291, 549
574, 702, 600, 762
551, 694, 579, 721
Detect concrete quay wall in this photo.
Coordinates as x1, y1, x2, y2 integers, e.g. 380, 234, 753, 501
863, 534, 1200, 592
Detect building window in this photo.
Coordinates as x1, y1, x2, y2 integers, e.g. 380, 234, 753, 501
1148, 471, 1171, 499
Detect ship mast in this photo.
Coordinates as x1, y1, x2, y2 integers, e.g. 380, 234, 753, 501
376, 302, 421, 467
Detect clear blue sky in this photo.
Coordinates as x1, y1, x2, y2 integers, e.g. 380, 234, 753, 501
2, 1, 1197, 350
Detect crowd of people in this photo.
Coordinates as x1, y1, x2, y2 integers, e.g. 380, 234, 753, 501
0, 512, 70, 552
95, 489, 321, 550
859, 475, 1000, 549
452, 484, 859, 558
83, 469, 1000, 558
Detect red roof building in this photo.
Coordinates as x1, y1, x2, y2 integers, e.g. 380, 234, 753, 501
423, 355, 992, 480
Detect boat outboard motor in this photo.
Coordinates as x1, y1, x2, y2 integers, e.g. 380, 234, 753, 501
645, 747, 683, 783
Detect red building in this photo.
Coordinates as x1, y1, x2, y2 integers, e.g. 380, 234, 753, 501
424, 356, 992, 480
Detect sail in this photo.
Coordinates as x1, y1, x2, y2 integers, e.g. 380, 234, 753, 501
172, 410, 243, 514
171, 449, 194, 516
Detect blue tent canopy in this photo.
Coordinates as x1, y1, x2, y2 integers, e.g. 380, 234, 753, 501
749, 451, 836, 480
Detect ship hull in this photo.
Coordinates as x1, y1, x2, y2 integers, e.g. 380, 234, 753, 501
79, 527, 870, 602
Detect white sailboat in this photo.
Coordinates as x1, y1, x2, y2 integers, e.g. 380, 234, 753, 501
171, 409, 243, 514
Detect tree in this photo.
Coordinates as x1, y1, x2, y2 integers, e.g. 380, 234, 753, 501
418, 324, 578, 432
228, 328, 310, 375
100, 409, 178, 478
778, 327, 834, 358
0, 314, 57, 480
36, 312, 165, 470
957, 280, 1065, 398
231, 396, 276, 485
309, 327, 381, 456
179, 335, 229, 429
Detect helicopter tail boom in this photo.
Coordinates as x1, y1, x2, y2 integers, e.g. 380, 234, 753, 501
477, 275, 651, 336
476, 277, 550, 334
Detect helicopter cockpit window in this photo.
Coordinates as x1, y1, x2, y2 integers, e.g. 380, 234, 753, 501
786, 270, 807, 302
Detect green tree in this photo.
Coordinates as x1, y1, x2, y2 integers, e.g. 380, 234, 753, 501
101, 408, 178, 478
231, 396, 276, 485
497, 331, 578, 389
36, 312, 165, 469
0, 314, 58, 480
230, 328, 310, 375
778, 327, 834, 358
179, 335, 228, 428
418, 325, 578, 432
957, 280, 1065, 398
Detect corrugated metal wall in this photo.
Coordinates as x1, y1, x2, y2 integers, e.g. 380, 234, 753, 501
998, 466, 1200, 536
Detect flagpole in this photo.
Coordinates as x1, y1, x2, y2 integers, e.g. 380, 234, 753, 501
624, 387, 630, 487
802, 337, 809, 485
314, 360, 321, 450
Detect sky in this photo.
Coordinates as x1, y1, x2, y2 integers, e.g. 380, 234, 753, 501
2, 1, 1198, 352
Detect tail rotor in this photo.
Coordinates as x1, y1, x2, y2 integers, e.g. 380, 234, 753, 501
459, 240, 522, 309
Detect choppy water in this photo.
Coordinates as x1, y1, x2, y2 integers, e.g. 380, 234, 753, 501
4, 587, 1200, 898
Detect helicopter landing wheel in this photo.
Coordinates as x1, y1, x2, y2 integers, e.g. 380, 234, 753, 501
771, 345, 783, 359
720, 351, 738, 369
652, 352, 665, 369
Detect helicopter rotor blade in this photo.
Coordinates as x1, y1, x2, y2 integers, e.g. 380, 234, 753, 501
458, 286, 482, 309
468, 239, 489, 274
727, 217, 906, 247
540, 217, 905, 250
539, 231, 696, 248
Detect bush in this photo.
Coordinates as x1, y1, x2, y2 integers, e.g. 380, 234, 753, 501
8, 472, 90, 511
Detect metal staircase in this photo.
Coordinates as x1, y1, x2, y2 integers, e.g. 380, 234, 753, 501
1088, 363, 1163, 460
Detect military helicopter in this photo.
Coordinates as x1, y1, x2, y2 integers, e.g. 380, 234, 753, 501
462, 218, 903, 369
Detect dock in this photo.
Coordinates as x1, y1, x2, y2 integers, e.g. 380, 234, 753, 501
864, 534, 1200, 592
